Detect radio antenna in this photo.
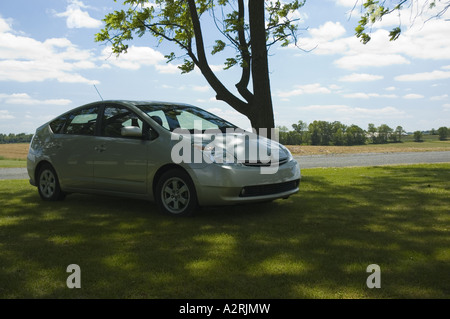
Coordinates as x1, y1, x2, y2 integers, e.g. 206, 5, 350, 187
94, 85, 104, 101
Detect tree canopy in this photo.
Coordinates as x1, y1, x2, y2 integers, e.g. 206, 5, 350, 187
355, 0, 450, 44
95, 0, 448, 132
96, 0, 305, 130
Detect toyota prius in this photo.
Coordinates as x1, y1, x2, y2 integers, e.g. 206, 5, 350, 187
27, 100, 301, 216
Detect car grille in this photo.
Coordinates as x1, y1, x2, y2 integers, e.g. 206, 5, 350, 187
239, 179, 300, 197
242, 158, 289, 167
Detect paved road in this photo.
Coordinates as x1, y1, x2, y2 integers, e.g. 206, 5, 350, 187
1, 151, 449, 180
295, 151, 450, 169
0, 167, 29, 180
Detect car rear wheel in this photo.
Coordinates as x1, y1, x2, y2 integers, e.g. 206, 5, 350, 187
37, 164, 65, 201
156, 169, 198, 216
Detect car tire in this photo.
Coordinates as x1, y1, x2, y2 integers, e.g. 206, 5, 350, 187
156, 168, 198, 217
37, 163, 66, 201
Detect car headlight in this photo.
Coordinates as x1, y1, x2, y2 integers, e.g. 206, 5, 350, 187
280, 144, 294, 161
193, 143, 240, 165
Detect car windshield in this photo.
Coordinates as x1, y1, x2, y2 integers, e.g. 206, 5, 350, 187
137, 104, 238, 133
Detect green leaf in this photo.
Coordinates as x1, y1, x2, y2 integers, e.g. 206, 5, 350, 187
389, 27, 401, 41
223, 57, 238, 70
178, 59, 195, 74
211, 40, 226, 55
164, 52, 176, 63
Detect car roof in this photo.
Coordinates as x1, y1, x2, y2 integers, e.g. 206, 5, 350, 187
42, 100, 199, 128
101, 100, 196, 108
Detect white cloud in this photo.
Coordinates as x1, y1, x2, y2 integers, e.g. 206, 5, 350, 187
298, 104, 349, 112
276, 83, 332, 98
155, 63, 180, 74
0, 17, 11, 33
339, 73, 383, 82
403, 94, 425, 99
329, 84, 342, 90
0, 93, 71, 106
0, 17, 99, 84
101, 46, 179, 74
297, 11, 450, 71
101, 46, 165, 70
342, 92, 397, 99
0, 110, 15, 120
309, 21, 346, 42
351, 106, 406, 118
395, 70, 450, 82
192, 85, 210, 93
297, 104, 406, 119
334, 53, 410, 70
335, 0, 361, 7
54, 0, 102, 29
431, 94, 448, 101
209, 64, 226, 72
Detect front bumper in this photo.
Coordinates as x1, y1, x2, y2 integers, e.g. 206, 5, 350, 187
189, 159, 301, 206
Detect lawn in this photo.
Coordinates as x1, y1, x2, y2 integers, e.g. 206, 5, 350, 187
0, 157, 26, 168
0, 164, 449, 299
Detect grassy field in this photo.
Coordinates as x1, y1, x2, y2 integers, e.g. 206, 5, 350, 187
0, 144, 28, 168
288, 135, 450, 155
0, 143, 29, 159
0, 158, 26, 168
1, 164, 449, 299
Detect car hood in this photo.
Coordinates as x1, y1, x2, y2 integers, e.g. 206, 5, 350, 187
182, 131, 290, 164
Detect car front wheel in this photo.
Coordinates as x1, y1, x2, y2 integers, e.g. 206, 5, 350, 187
37, 164, 65, 201
156, 169, 198, 216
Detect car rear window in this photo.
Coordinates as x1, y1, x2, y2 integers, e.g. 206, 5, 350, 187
49, 115, 68, 134
62, 106, 99, 135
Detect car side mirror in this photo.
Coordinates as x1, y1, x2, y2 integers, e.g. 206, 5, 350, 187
121, 126, 142, 137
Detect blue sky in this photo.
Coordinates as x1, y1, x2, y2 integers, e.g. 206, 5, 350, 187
0, 0, 449, 134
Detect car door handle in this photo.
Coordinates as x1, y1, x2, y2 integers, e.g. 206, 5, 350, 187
94, 144, 107, 153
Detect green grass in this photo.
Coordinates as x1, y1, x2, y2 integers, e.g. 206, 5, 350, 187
369, 135, 450, 149
0, 157, 26, 168
402, 134, 445, 142
0, 164, 449, 299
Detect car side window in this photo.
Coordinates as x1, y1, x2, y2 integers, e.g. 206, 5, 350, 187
147, 110, 170, 130
102, 106, 143, 138
62, 106, 99, 135
176, 110, 219, 131
49, 114, 68, 134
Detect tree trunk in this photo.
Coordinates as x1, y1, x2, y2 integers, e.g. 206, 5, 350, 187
187, 0, 275, 133
248, 0, 275, 132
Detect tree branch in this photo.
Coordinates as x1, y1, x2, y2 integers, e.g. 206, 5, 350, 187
186, 0, 249, 115
140, 22, 191, 52
235, 0, 253, 104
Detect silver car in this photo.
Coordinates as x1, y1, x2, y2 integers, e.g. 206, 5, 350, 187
27, 100, 301, 216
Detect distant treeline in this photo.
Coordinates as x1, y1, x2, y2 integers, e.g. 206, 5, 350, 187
0, 133, 33, 144
278, 121, 450, 146
1, 123, 448, 146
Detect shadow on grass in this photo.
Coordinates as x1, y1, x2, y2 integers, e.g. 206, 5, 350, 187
0, 164, 449, 298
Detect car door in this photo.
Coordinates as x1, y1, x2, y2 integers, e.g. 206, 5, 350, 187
50, 105, 99, 190
92, 104, 149, 195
